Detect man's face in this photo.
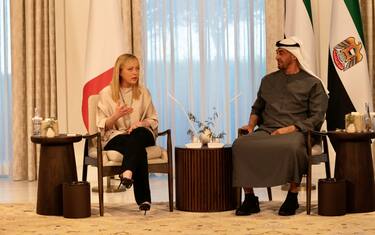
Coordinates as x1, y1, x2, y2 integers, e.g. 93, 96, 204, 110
275, 48, 296, 70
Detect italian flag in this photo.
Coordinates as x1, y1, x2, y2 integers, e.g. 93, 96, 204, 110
284, 0, 317, 74
81, 0, 127, 130
327, 0, 371, 130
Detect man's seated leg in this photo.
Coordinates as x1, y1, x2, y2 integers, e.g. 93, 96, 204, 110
235, 187, 260, 216
278, 182, 299, 216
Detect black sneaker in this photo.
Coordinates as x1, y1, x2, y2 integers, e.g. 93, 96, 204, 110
235, 195, 260, 216
278, 191, 299, 216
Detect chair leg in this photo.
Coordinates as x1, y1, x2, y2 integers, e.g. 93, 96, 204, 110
267, 187, 272, 201
106, 176, 112, 189
325, 161, 331, 179
168, 171, 174, 212
306, 163, 312, 215
82, 164, 88, 181
235, 187, 242, 207
98, 171, 104, 216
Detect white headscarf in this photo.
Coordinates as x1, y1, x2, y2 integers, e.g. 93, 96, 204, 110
276, 36, 319, 79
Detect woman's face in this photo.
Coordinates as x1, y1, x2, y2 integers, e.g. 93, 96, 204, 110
120, 58, 140, 87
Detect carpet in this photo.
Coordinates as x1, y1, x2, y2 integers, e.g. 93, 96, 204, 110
1, 201, 374, 235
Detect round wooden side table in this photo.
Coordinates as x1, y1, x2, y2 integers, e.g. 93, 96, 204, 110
31, 134, 82, 216
328, 131, 375, 213
175, 145, 237, 212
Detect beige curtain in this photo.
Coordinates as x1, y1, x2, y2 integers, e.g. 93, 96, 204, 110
360, 0, 375, 179
360, 0, 374, 107
265, 0, 284, 73
128, 0, 144, 82
119, 0, 143, 81
11, 0, 57, 181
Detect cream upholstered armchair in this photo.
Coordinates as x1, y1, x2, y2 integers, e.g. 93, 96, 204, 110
237, 127, 331, 215
82, 95, 173, 216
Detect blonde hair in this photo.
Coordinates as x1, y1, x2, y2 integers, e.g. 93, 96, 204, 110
110, 53, 141, 102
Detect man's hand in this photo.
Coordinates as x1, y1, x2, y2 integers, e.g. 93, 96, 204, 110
245, 114, 258, 134
246, 125, 255, 134
271, 125, 297, 135
240, 125, 254, 134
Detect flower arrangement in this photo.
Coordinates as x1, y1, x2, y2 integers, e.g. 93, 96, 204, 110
186, 107, 226, 143
167, 92, 229, 145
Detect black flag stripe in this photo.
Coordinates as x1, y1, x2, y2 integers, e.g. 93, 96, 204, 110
326, 51, 356, 131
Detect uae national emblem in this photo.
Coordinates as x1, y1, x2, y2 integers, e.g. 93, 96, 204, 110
332, 37, 363, 71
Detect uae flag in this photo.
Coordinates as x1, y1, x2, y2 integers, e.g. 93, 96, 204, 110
82, 0, 127, 129
327, 0, 371, 130
284, 0, 317, 74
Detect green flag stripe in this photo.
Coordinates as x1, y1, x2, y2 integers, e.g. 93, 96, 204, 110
303, 0, 313, 24
343, 0, 364, 43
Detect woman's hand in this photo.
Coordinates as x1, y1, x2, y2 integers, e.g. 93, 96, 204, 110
126, 120, 149, 134
114, 101, 133, 119
105, 101, 133, 130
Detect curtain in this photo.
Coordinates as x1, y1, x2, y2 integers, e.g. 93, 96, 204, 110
360, 0, 374, 107
0, 0, 12, 176
142, 0, 266, 146
11, 0, 57, 180
130, 0, 144, 74
265, 0, 284, 73
360, 0, 375, 178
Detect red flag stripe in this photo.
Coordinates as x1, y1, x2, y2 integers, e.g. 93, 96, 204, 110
82, 68, 113, 130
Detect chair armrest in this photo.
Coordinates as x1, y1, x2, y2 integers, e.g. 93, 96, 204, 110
82, 132, 101, 139
157, 129, 173, 166
82, 132, 104, 167
238, 128, 249, 137
157, 129, 171, 149
305, 130, 329, 157
306, 130, 327, 137
158, 129, 170, 136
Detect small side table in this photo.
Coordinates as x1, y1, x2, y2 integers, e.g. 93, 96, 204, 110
175, 145, 237, 212
328, 131, 375, 213
31, 134, 82, 216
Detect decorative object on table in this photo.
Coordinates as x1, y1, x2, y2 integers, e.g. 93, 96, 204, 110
41, 118, 59, 137
345, 113, 356, 133
198, 128, 212, 145
167, 92, 200, 144
187, 107, 226, 145
364, 103, 373, 131
32, 107, 43, 136
207, 142, 225, 148
370, 112, 375, 131
184, 133, 202, 148
184, 142, 203, 149
168, 91, 240, 148
345, 112, 365, 133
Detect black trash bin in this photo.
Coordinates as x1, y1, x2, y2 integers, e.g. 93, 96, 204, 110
63, 181, 91, 218
318, 178, 346, 216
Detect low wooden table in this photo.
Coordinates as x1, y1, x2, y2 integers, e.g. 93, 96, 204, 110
328, 131, 375, 213
175, 145, 237, 212
31, 134, 82, 216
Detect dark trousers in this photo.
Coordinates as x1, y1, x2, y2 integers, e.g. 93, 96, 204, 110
104, 127, 155, 205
